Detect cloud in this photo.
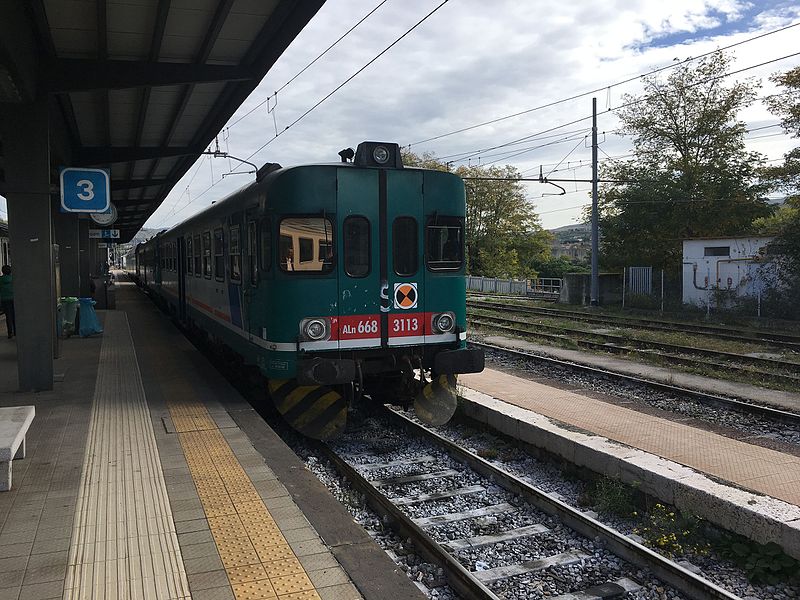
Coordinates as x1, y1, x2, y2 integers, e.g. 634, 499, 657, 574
138, 0, 800, 231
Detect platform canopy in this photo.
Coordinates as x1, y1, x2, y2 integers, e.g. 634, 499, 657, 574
0, 0, 325, 242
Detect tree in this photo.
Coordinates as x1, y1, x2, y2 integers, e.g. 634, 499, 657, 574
752, 66, 800, 317
598, 51, 770, 271
403, 151, 551, 278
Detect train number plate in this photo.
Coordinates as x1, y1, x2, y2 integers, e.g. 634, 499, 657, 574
389, 314, 422, 337
337, 315, 380, 340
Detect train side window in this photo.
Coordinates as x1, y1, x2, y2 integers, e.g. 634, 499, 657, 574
248, 221, 258, 283
186, 237, 193, 274
392, 217, 418, 276
194, 234, 201, 276
426, 216, 464, 271
259, 218, 272, 273
229, 225, 241, 283
343, 216, 370, 278
202, 231, 212, 278
214, 228, 224, 281
278, 217, 334, 274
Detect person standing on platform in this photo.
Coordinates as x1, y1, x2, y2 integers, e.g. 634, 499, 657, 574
0, 265, 15, 339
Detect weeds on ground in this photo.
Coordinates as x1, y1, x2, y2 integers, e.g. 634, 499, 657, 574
634, 503, 709, 558
719, 536, 799, 584
590, 476, 637, 517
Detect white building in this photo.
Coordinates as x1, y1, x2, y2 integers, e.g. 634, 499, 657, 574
682, 236, 775, 307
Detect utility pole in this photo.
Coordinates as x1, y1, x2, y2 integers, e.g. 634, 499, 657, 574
590, 97, 599, 306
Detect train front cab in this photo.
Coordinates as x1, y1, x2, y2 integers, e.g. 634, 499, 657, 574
264, 142, 484, 438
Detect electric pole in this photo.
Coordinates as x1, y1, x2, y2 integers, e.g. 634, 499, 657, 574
590, 97, 599, 306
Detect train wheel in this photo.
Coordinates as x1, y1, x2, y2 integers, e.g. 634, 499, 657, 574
267, 379, 347, 440
414, 373, 458, 427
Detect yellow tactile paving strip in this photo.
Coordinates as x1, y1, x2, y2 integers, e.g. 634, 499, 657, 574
461, 368, 800, 506
64, 312, 191, 600
166, 397, 322, 599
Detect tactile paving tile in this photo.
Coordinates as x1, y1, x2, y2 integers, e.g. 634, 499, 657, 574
64, 313, 191, 600
161, 350, 354, 599
270, 572, 315, 596
232, 580, 278, 600
227, 563, 270, 585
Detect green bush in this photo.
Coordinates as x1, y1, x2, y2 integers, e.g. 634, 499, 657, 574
720, 537, 799, 584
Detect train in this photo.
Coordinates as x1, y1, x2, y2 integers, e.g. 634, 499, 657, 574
126, 141, 484, 439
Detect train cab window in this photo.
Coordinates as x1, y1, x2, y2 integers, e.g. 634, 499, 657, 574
392, 217, 418, 276
278, 217, 334, 273
194, 234, 201, 276
186, 237, 193, 274
202, 232, 212, 278
214, 228, 224, 280
343, 216, 370, 278
427, 216, 464, 271
229, 225, 241, 283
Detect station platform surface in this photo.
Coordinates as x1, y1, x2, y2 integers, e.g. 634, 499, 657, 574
480, 334, 800, 413
460, 366, 800, 507
0, 283, 423, 600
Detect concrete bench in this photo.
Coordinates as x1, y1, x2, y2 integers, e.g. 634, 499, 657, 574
0, 406, 35, 491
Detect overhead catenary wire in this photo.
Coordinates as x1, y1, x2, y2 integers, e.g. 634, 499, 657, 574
408, 20, 800, 147
226, 0, 390, 130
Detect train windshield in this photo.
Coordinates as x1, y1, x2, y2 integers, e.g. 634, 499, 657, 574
279, 217, 334, 273
426, 216, 464, 271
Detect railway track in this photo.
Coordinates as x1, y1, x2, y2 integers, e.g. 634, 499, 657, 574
467, 298, 800, 351
316, 408, 742, 600
469, 340, 800, 427
467, 311, 800, 389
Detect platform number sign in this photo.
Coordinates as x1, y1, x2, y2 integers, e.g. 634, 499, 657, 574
60, 167, 110, 213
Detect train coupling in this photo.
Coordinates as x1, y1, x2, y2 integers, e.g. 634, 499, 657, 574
296, 357, 356, 386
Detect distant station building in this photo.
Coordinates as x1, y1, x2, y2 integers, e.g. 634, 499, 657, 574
682, 236, 775, 307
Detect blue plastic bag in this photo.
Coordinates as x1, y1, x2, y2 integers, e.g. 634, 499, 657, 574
78, 298, 103, 337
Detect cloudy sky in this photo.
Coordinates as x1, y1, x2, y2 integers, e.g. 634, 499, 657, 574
6, 0, 798, 232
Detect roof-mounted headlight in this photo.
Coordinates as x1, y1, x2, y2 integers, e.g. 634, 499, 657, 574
373, 145, 390, 164
354, 142, 404, 169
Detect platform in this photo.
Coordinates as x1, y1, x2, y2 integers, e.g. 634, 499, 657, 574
458, 367, 800, 559
0, 282, 423, 600
480, 334, 800, 413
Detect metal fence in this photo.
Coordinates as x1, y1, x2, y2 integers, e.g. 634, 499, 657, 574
467, 276, 528, 295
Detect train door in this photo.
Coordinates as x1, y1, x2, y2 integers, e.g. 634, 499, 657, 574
386, 170, 425, 346
242, 210, 260, 338
177, 237, 187, 321
336, 169, 381, 349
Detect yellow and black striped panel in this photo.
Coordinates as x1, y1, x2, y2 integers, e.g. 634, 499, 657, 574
414, 374, 458, 427
268, 379, 347, 440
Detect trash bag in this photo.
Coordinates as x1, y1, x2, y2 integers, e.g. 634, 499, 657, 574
78, 297, 103, 337
59, 297, 79, 337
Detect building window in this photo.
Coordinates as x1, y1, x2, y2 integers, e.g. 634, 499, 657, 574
214, 228, 224, 280
704, 246, 730, 257
203, 231, 212, 278
186, 237, 193, 274
343, 216, 370, 278
426, 216, 464, 271
229, 225, 241, 283
278, 217, 334, 273
392, 217, 417, 276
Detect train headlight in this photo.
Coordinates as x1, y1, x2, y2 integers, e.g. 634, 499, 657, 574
432, 312, 455, 334
301, 318, 330, 341
373, 145, 390, 164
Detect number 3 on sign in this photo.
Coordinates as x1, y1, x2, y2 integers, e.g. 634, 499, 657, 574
76, 179, 95, 201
